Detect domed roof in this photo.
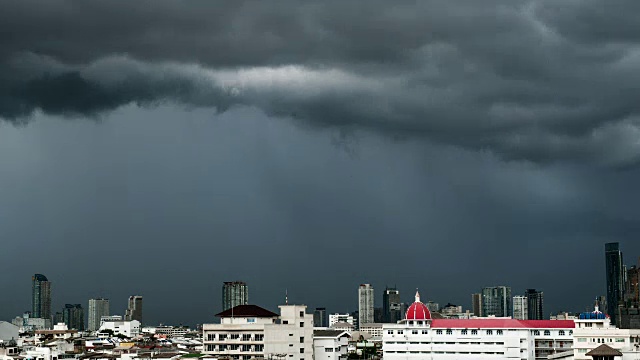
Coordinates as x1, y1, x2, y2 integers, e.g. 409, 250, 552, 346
405, 290, 431, 320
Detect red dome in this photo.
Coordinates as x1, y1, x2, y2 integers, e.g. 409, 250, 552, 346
405, 291, 432, 320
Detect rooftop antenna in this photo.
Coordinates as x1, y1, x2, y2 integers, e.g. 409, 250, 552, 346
285, 289, 289, 305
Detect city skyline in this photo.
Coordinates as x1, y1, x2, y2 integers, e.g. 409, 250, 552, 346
3, 1, 640, 329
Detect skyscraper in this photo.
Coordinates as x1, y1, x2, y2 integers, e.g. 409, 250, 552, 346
222, 281, 249, 311
313, 307, 328, 327
88, 298, 110, 331
62, 304, 84, 330
525, 289, 544, 320
358, 284, 374, 327
513, 295, 528, 320
481, 286, 511, 317
32, 274, 52, 320
605, 242, 624, 325
383, 287, 401, 323
124, 296, 143, 323
471, 293, 482, 317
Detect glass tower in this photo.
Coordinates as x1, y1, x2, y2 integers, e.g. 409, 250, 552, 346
32, 274, 52, 320
222, 281, 249, 311
605, 242, 624, 325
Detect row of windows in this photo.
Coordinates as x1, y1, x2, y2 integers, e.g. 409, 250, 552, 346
577, 337, 626, 343
386, 341, 506, 345
205, 344, 265, 352
205, 334, 264, 341
386, 351, 505, 355
388, 329, 572, 336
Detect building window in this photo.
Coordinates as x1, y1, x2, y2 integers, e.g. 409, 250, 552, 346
387, 330, 393, 334
255, 334, 263, 341
219, 345, 226, 351
325, 348, 334, 353
283, 320, 288, 324
300, 348, 304, 354
398, 330, 404, 335
300, 322, 304, 327
255, 345, 264, 351
300, 311, 304, 317
230, 334, 240, 340
206, 345, 215, 351
544, 330, 550, 336
241, 345, 251, 352
242, 334, 251, 341
412, 330, 418, 334
471, 330, 478, 335
569, 330, 573, 335
559, 330, 565, 336
230, 345, 239, 350
422, 330, 428, 334
533, 330, 540, 336
486, 330, 493, 335
300, 337, 304, 343
446, 329, 452, 335
497, 330, 503, 335
461, 329, 467, 335
436, 330, 442, 335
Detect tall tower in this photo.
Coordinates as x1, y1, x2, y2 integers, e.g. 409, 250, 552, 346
525, 289, 544, 320
605, 242, 624, 325
88, 298, 110, 331
481, 286, 511, 317
383, 287, 401, 323
124, 295, 143, 323
358, 284, 374, 328
32, 274, 52, 320
471, 293, 482, 317
313, 307, 328, 327
222, 281, 248, 311
513, 295, 528, 320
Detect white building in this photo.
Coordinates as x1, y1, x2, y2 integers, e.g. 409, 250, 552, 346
329, 314, 354, 328
202, 303, 314, 360
358, 284, 374, 328
330, 322, 355, 332
88, 298, 110, 332
573, 305, 640, 360
0, 322, 19, 343
383, 291, 575, 360
313, 330, 351, 360
514, 296, 528, 320
100, 315, 123, 326
98, 319, 140, 338
358, 324, 383, 340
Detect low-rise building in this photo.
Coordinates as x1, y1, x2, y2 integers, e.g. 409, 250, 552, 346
313, 330, 350, 360
572, 305, 640, 360
98, 320, 140, 338
357, 324, 383, 340
328, 314, 354, 328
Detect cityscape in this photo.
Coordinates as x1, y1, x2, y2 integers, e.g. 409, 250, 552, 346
1, 242, 639, 360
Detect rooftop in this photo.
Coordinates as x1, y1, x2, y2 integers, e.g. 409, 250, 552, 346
215, 305, 278, 318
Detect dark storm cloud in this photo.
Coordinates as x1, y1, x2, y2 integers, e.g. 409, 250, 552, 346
2, 0, 640, 165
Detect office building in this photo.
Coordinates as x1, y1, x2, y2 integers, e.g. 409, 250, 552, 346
124, 295, 143, 323
481, 286, 511, 317
358, 284, 374, 328
202, 303, 314, 360
525, 289, 544, 320
222, 281, 249, 311
471, 293, 482, 317
513, 295, 528, 320
88, 298, 110, 331
425, 301, 439, 313
32, 274, 52, 321
62, 304, 84, 330
619, 257, 640, 329
383, 287, 402, 323
313, 307, 328, 327
382, 290, 575, 360
605, 242, 624, 326
328, 313, 355, 327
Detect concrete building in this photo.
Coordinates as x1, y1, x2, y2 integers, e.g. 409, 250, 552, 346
98, 319, 141, 338
313, 330, 350, 360
202, 303, 314, 360
605, 242, 624, 326
329, 314, 355, 328
482, 286, 512, 317
32, 274, 52, 321
383, 287, 402, 323
525, 289, 544, 320
223, 281, 249, 312
425, 301, 440, 313
358, 323, 383, 340
382, 291, 575, 360
358, 284, 374, 329
514, 295, 528, 320
100, 315, 122, 326
471, 293, 482, 317
88, 298, 110, 332
62, 304, 84, 330
313, 308, 328, 328
124, 295, 142, 323
619, 257, 640, 329
572, 304, 640, 360
0, 322, 19, 343
330, 322, 355, 332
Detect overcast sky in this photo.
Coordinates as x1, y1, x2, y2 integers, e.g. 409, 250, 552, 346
2, 0, 640, 326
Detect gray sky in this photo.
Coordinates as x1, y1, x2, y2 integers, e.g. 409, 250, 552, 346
2, 0, 640, 325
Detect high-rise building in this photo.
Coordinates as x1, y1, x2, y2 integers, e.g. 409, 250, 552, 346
605, 242, 624, 325
619, 257, 640, 329
471, 293, 482, 317
124, 296, 143, 323
425, 301, 440, 313
88, 298, 110, 331
32, 274, 52, 321
313, 307, 328, 327
383, 287, 401, 323
481, 286, 512, 317
513, 295, 528, 320
222, 281, 248, 311
525, 289, 544, 320
62, 304, 84, 330
358, 284, 374, 327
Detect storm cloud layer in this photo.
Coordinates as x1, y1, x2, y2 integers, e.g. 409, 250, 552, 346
3, 0, 640, 165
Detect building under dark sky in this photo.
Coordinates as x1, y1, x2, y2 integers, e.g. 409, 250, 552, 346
223, 281, 249, 312
605, 242, 624, 326
383, 287, 401, 323
31, 274, 51, 320
525, 289, 544, 320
